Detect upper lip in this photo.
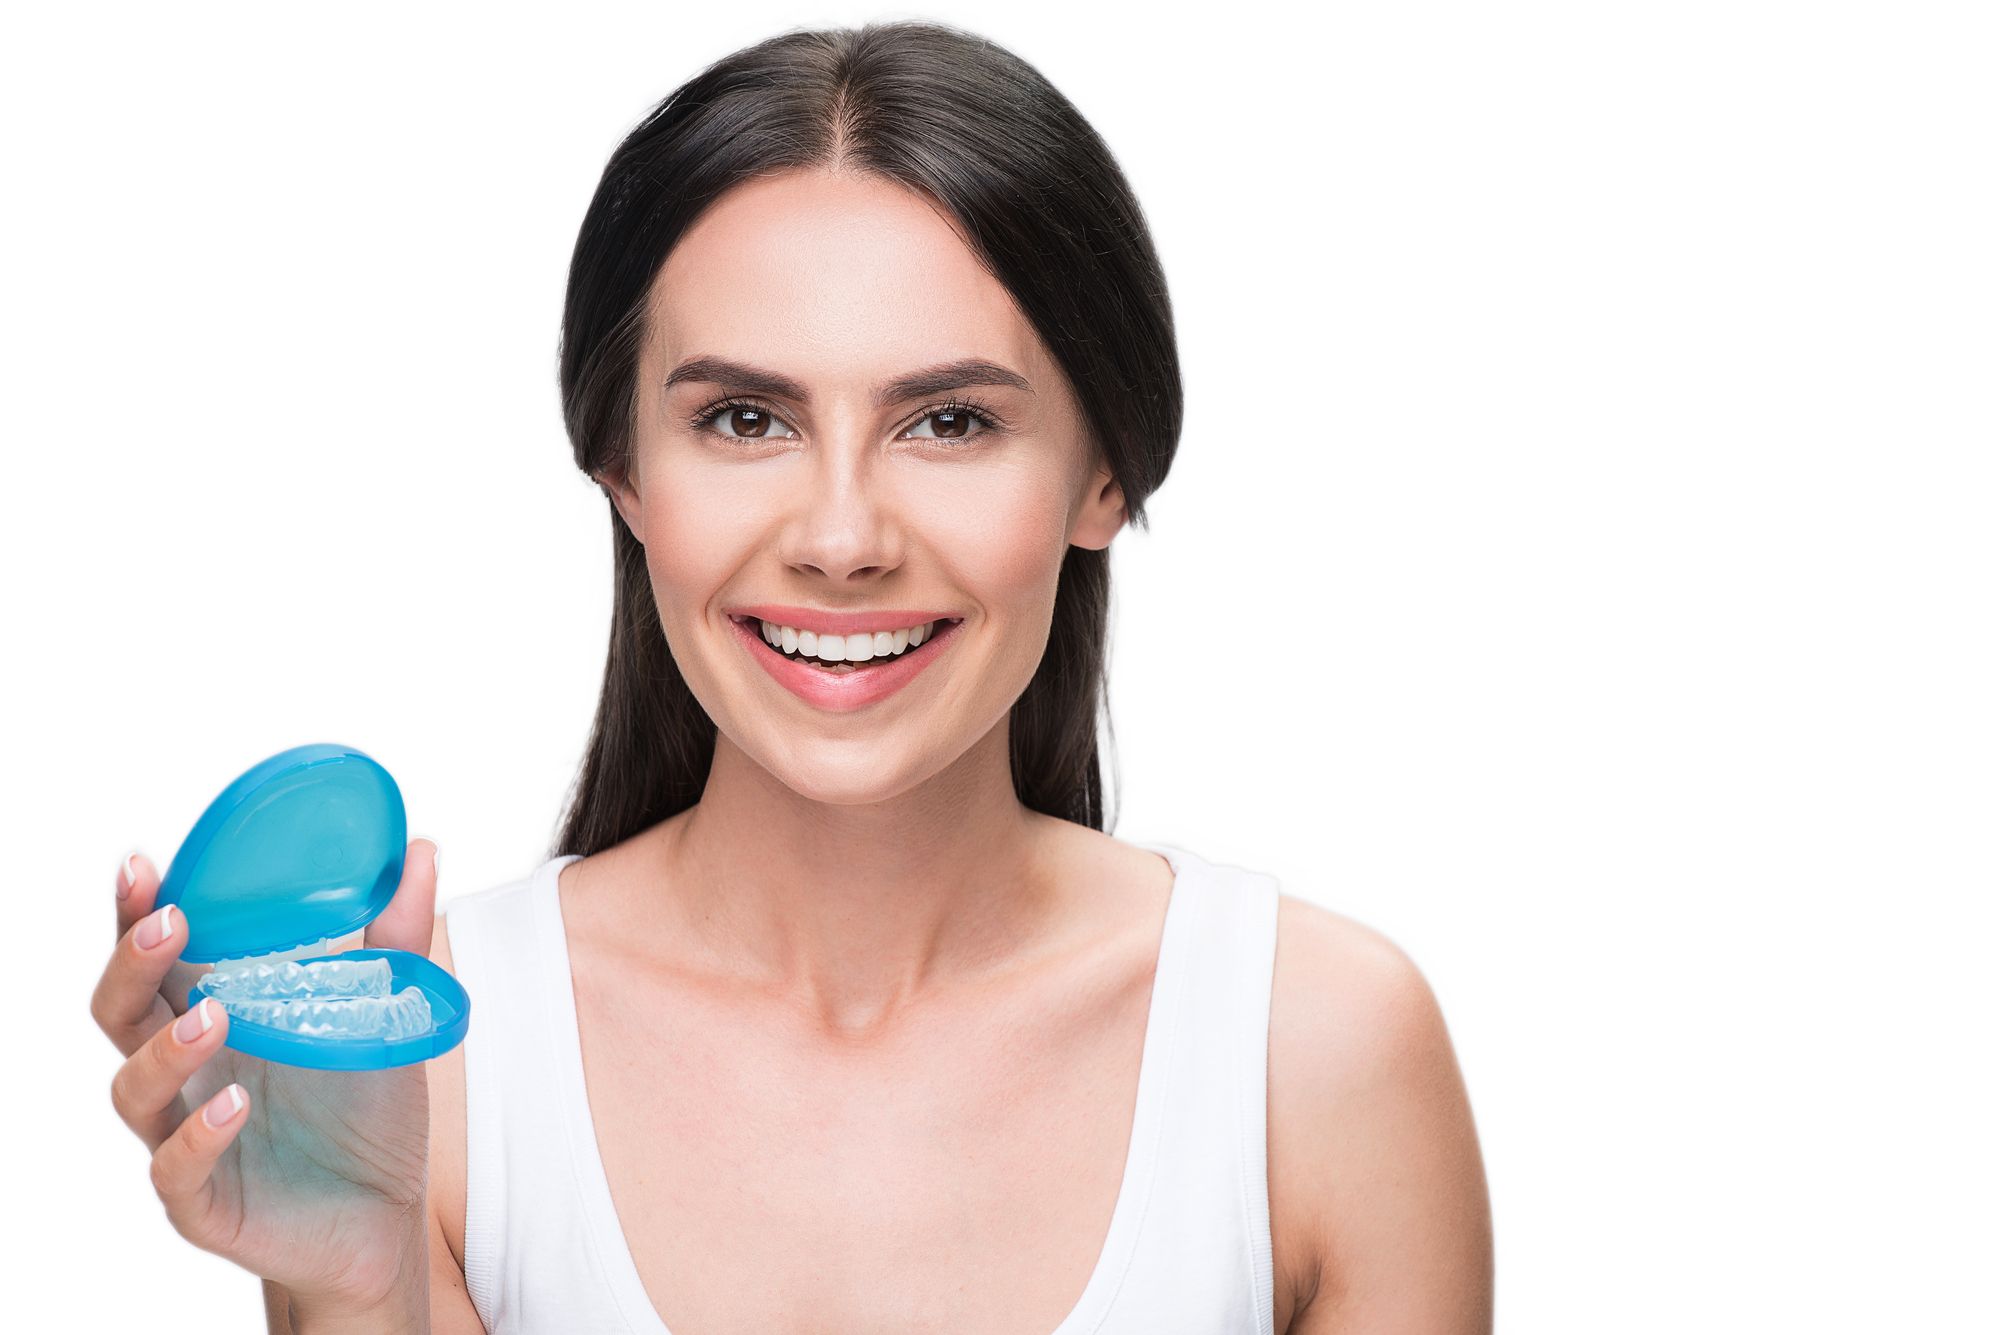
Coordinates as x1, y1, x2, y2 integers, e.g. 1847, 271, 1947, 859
727, 605, 964, 636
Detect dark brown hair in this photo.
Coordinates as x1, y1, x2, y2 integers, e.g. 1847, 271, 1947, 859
552, 19, 1181, 858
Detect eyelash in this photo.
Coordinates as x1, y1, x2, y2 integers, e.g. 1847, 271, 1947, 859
685, 396, 1004, 445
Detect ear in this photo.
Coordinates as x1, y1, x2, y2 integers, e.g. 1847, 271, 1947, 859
594, 466, 644, 543
1070, 459, 1129, 552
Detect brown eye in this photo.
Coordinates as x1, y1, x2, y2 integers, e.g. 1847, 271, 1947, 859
903, 402, 999, 444
695, 401, 798, 441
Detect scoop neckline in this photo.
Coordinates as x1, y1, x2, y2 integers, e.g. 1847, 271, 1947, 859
533, 840, 1197, 1335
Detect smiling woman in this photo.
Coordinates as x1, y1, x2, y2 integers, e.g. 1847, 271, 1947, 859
490, 22, 1488, 1330
96, 16, 1489, 1335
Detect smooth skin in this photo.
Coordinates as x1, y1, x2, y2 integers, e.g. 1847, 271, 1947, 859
109, 164, 1492, 1332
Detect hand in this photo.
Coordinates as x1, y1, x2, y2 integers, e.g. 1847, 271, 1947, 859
94, 841, 441, 1322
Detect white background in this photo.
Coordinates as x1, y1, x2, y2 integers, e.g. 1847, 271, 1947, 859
6, 1, 1994, 1329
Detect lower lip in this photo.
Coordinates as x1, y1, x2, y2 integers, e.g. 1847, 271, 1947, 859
729, 615, 963, 712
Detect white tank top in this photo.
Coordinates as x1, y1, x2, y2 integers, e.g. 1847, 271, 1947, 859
444, 839, 1280, 1334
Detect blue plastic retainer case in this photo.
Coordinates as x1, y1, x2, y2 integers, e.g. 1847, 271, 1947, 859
153, 743, 470, 1071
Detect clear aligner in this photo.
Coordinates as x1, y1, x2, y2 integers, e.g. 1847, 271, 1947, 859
218, 986, 434, 1040
202, 955, 394, 1002
209, 934, 348, 975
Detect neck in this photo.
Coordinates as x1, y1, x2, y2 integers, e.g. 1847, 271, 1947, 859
625, 719, 1066, 1037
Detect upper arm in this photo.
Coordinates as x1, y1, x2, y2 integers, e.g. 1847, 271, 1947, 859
1269, 896, 1493, 1334
429, 1202, 486, 1332
428, 911, 488, 1332
261, 1278, 293, 1334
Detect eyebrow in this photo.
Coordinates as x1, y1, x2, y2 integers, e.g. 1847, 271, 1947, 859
663, 355, 1033, 407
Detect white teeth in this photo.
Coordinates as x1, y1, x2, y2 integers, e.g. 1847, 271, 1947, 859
756, 618, 944, 662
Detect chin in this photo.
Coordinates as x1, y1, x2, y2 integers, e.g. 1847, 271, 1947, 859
769, 760, 935, 808
715, 723, 939, 806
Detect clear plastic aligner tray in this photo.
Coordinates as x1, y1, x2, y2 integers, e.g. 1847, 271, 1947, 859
199, 945, 434, 1039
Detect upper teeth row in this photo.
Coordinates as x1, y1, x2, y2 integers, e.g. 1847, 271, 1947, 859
758, 619, 937, 661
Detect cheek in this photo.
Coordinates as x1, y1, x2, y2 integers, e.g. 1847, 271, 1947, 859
630, 464, 749, 627
925, 462, 1076, 629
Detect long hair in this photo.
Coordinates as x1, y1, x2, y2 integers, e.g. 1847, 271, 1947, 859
552, 19, 1182, 857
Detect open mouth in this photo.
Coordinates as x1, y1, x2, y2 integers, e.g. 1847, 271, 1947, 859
730, 615, 965, 674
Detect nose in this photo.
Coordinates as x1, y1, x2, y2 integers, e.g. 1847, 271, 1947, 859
776, 436, 905, 582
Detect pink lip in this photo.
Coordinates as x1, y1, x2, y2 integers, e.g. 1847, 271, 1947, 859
728, 614, 962, 712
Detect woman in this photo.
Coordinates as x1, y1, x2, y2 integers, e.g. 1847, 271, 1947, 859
94, 20, 1492, 1332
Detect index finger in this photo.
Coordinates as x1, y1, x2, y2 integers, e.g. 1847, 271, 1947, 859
114, 850, 159, 939
92, 898, 188, 1057
113, 849, 210, 1020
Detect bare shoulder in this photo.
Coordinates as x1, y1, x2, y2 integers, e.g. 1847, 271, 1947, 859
1268, 894, 1494, 1334
1269, 896, 1462, 1116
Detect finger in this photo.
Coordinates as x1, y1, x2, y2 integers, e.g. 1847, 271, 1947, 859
364, 837, 439, 955
150, 1080, 249, 1251
91, 901, 189, 1057
114, 850, 160, 938
111, 995, 231, 1151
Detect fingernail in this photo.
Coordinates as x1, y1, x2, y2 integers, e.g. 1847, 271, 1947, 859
202, 1083, 245, 1129
118, 853, 140, 901
136, 904, 176, 951
174, 998, 215, 1044
432, 843, 441, 879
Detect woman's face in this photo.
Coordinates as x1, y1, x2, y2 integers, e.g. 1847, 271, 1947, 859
603, 166, 1128, 805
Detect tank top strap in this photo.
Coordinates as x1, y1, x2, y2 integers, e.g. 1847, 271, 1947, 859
446, 852, 647, 1333
1110, 841, 1281, 1335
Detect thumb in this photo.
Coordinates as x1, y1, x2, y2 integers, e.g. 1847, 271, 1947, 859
363, 837, 439, 955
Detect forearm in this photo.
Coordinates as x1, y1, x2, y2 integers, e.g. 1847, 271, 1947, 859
284, 1276, 430, 1335
266, 1212, 433, 1335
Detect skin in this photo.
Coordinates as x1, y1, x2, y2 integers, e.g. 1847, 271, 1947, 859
103, 164, 1492, 1332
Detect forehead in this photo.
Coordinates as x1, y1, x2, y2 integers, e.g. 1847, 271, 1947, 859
646, 167, 1040, 380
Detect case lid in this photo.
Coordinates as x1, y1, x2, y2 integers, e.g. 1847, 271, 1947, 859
154, 743, 408, 964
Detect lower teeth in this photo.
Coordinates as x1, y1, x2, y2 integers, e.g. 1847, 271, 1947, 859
795, 654, 893, 672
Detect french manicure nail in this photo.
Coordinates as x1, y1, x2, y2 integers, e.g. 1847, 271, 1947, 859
202, 1083, 245, 1129
174, 998, 214, 1044
136, 904, 176, 951
118, 853, 138, 901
